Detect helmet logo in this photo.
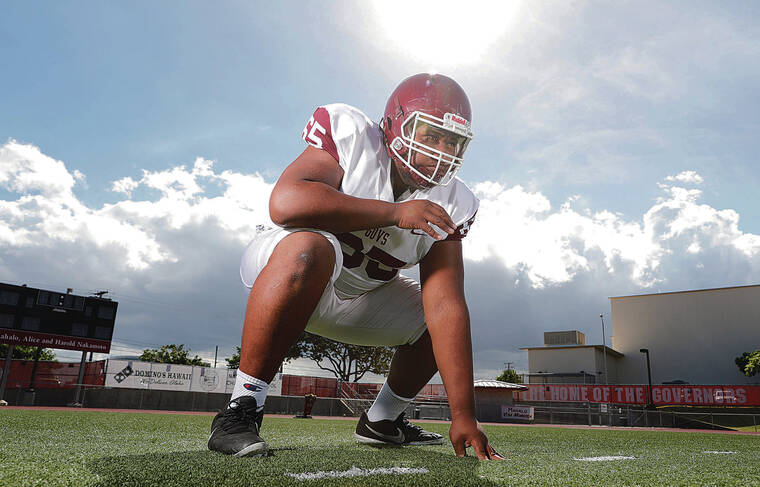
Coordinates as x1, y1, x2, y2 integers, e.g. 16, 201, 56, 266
443, 113, 472, 137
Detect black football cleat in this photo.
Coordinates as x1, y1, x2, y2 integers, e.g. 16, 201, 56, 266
354, 411, 445, 446
208, 396, 267, 457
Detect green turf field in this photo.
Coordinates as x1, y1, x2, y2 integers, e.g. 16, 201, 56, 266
1, 409, 759, 486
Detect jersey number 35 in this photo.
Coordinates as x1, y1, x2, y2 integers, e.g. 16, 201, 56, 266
336, 233, 406, 281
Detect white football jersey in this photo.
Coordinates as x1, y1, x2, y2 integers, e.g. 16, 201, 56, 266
301, 103, 479, 297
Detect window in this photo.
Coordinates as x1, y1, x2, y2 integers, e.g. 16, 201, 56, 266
0, 291, 19, 306
36, 291, 84, 310
94, 326, 112, 340
62, 295, 84, 311
98, 306, 114, 320
71, 323, 88, 337
0, 313, 14, 328
21, 317, 40, 331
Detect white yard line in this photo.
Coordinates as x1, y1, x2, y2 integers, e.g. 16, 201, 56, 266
286, 466, 429, 481
573, 456, 635, 462
703, 451, 737, 454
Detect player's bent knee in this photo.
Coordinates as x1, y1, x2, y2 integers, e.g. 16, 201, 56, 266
269, 231, 336, 286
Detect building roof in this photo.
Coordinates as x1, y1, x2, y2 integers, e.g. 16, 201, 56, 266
473, 380, 528, 391
519, 344, 624, 358
524, 372, 594, 377
609, 283, 760, 300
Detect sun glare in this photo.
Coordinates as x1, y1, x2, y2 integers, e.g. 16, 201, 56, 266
371, 0, 522, 66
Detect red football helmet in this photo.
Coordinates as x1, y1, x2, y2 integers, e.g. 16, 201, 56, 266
381, 73, 473, 187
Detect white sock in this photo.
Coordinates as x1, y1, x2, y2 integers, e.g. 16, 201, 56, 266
366, 382, 414, 422
231, 370, 268, 412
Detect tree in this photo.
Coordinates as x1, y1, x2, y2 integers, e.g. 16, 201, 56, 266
140, 344, 210, 367
736, 350, 760, 377
496, 368, 522, 384
225, 343, 300, 370
0, 344, 56, 361
747, 354, 760, 377
223, 333, 394, 381
226, 346, 241, 369
291, 332, 395, 382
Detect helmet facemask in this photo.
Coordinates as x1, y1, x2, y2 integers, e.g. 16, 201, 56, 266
388, 111, 473, 187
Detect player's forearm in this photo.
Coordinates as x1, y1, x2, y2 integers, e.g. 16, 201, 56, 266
269, 180, 397, 232
426, 307, 477, 420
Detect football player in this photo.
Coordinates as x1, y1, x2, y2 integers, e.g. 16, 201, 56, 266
208, 73, 502, 460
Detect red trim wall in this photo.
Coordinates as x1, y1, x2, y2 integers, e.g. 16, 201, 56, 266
516, 384, 760, 406
3, 359, 107, 389
279, 375, 447, 400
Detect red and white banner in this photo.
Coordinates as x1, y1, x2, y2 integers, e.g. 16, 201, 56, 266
0, 329, 111, 353
516, 384, 760, 406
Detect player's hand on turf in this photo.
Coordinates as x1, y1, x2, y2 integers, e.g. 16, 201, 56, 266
449, 418, 504, 461
394, 200, 456, 240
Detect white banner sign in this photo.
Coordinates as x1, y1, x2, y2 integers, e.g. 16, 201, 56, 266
105, 360, 283, 395
502, 405, 534, 420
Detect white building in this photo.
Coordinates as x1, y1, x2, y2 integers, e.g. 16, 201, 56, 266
521, 331, 623, 384
520, 285, 760, 385
611, 284, 760, 385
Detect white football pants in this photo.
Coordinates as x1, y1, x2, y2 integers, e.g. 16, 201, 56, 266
240, 227, 427, 347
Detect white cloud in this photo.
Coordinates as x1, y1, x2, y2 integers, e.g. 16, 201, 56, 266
2, 140, 759, 375
0, 141, 273, 271
3, 139, 758, 290
464, 176, 760, 288
72, 169, 87, 189
665, 171, 704, 184
112, 177, 139, 196
0, 139, 77, 200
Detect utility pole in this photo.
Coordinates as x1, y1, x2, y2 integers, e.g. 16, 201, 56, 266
504, 362, 513, 371
27, 346, 42, 392
640, 348, 654, 409
73, 350, 87, 406
600, 314, 609, 385
214, 346, 218, 368
0, 344, 14, 402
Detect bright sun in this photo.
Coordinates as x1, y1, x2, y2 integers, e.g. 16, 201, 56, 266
371, 0, 522, 66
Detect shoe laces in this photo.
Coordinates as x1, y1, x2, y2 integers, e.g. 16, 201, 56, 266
396, 413, 424, 435
223, 400, 262, 433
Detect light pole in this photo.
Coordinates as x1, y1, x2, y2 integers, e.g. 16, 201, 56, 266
639, 348, 654, 409
600, 314, 608, 385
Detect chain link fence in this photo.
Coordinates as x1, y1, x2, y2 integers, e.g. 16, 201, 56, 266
526, 403, 759, 431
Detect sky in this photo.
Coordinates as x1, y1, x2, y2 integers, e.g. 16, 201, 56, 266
1, 1, 759, 381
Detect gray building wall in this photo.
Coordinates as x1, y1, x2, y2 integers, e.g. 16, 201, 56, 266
525, 346, 620, 384
611, 285, 760, 385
